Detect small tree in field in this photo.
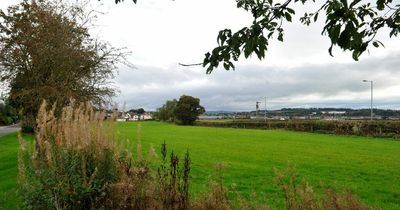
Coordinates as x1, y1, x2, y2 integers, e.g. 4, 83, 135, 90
174, 95, 205, 125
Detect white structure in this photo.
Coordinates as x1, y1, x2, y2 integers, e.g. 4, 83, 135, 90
128, 113, 153, 121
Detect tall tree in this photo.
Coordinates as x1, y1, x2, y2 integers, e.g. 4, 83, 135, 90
0, 0, 128, 128
174, 95, 205, 125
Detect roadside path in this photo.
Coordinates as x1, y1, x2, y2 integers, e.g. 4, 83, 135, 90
0, 124, 20, 137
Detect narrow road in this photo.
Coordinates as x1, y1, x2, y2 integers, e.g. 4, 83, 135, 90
0, 124, 20, 137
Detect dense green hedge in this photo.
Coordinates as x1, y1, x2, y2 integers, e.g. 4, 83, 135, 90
196, 120, 400, 138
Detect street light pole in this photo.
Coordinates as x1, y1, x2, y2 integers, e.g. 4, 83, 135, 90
258, 97, 267, 122
363, 80, 373, 120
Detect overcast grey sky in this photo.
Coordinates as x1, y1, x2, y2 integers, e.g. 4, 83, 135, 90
2, 0, 400, 111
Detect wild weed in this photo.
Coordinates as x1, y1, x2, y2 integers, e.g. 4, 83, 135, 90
275, 166, 369, 210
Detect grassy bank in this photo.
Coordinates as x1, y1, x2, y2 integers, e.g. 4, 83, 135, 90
1, 121, 400, 209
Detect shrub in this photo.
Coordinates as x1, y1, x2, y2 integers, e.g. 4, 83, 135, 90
20, 124, 35, 134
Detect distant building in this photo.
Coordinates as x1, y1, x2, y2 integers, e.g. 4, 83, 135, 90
128, 113, 153, 121
116, 112, 153, 122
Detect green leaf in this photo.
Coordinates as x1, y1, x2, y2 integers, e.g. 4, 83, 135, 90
313, 12, 318, 22
376, 40, 385, 47
330, 25, 341, 43
338, 30, 351, 48
340, 0, 348, 8
229, 62, 235, 70
270, 22, 278, 27
284, 12, 292, 22
377, 0, 385, 10
372, 41, 379, 48
223, 63, 230, 70
287, 8, 295, 14
352, 50, 360, 61
349, 0, 362, 8
277, 32, 283, 42
328, 44, 334, 56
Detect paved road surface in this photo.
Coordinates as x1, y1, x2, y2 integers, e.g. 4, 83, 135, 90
0, 124, 20, 137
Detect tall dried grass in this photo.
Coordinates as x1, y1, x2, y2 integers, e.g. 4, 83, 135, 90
19, 101, 118, 209
18, 101, 194, 209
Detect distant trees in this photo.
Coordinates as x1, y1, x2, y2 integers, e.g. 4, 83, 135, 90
174, 95, 205, 125
129, 108, 145, 115
156, 95, 205, 125
127, 108, 146, 121
0, 99, 18, 125
156, 99, 178, 122
0, 0, 127, 129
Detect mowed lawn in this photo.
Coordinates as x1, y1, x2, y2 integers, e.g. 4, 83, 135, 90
1, 121, 400, 209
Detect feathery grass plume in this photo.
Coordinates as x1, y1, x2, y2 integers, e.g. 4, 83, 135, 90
146, 143, 158, 161
18, 100, 119, 209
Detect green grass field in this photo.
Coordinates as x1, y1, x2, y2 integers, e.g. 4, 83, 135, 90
1, 121, 400, 209
0, 133, 21, 209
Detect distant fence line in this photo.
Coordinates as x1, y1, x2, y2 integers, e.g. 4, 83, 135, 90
195, 120, 400, 139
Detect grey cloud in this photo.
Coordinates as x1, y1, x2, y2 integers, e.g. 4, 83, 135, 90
113, 53, 400, 111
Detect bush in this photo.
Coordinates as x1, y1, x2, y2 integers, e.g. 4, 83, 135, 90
20, 114, 36, 134
20, 124, 34, 134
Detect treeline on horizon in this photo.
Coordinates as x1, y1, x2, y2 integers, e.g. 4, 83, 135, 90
205, 108, 400, 118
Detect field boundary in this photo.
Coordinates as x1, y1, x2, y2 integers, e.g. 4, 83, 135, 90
196, 120, 400, 139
